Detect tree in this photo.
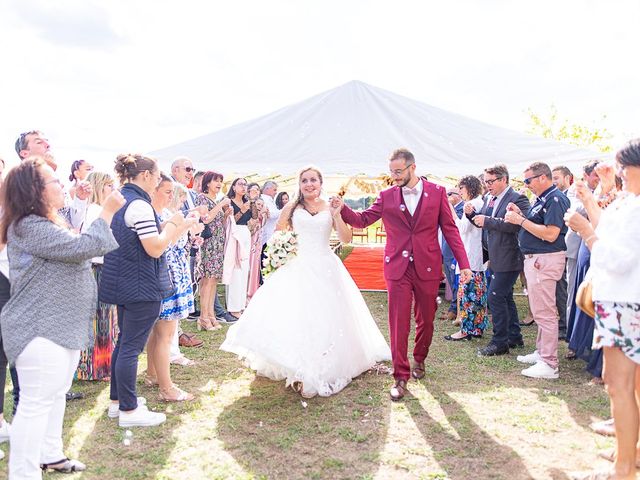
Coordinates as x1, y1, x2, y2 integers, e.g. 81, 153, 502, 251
526, 105, 613, 153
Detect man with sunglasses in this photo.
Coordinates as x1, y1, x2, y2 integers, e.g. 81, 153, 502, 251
504, 162, 570, 379
334, 148, 470, 401
469, 164, 531, 358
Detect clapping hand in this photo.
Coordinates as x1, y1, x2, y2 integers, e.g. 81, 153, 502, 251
75, 181, 93, 201
506, 202, 522, 215
574, 180, 594, 204
564, 210, 593, 236
463, 202, 476, 215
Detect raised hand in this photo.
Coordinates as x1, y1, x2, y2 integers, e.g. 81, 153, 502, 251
102, 190, 126, 215
75, 181, 93, 201
574, 180, 594, 204
329, 196, 344, 218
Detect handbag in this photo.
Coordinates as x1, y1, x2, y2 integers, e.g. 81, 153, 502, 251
200, 222, 213, 239
575, 277, 595, 318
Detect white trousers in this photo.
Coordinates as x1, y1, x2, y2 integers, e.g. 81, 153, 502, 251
10, 337, 80, 480
226, 225, 251, 312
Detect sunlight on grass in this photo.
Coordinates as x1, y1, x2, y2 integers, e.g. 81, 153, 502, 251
66, 384, 111, 457
156, 373, 255, 479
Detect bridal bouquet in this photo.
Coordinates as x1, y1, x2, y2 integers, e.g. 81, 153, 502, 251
262, 231, 299, 278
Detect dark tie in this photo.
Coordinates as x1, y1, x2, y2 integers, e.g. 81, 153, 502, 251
485, 196, 497, 217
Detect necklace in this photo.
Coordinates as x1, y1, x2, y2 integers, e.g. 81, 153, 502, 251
302, 200, 323, 216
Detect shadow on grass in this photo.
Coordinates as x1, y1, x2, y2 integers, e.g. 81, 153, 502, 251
217, 371, 392, 480
404, 381, 535, 480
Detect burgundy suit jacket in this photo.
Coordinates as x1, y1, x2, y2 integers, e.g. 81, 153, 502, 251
341, 179, 470, 281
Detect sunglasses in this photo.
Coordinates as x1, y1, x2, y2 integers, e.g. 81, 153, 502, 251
523, 174, 542, 185
184, 167, 195, 172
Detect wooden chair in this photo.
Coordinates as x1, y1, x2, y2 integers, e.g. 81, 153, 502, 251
375, 222, 386, 242
351, 227, 368, 243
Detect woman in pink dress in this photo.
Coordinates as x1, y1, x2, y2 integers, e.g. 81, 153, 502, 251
246, 183, 266, 301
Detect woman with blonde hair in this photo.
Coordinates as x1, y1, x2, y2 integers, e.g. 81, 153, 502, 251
76, 171, 120, 381
145, 175, 198, 402
221, 166, 390, 398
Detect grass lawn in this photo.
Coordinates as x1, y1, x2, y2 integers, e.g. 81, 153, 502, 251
0, 293, 612, 479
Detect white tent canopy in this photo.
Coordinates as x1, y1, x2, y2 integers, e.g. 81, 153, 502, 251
151, 80, 603, 178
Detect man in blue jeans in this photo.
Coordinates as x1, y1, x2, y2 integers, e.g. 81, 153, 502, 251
468, 164, 531, 357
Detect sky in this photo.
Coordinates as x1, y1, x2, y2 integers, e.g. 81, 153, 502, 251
0, 0, 637, 176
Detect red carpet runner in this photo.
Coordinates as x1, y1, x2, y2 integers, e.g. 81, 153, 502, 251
342, 246, 387, 291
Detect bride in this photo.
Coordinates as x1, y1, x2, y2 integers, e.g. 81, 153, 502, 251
220, 166, 391, 398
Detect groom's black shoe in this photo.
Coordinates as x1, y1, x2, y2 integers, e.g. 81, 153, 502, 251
390, 379, 407, 401
411, 361, 426, 380
477, 344, 509, 357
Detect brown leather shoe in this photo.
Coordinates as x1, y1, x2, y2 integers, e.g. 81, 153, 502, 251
411, 361, 425, 380
179, 332, 203, 348
390, 379, 407, 401
446, 311, 456, 321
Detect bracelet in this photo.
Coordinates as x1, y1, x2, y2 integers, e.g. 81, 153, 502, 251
165, 221, 177, 228
520, 217, 526, 226
584, 234, 597, 243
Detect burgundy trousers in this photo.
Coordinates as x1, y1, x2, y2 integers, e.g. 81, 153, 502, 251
386, 263, 440, 381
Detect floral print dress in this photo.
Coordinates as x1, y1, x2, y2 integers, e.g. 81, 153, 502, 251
195, 194, 226, 280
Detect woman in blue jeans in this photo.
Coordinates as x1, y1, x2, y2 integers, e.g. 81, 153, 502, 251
100, 154, 195, 428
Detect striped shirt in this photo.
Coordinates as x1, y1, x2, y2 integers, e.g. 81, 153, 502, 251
124, 199, 159, 239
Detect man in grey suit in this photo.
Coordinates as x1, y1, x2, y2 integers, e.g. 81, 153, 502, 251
468, 164, 531, 356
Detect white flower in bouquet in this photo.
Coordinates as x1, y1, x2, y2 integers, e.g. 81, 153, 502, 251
262, 231, 299, 279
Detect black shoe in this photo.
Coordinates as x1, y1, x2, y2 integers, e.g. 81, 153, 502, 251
444, 334, 473, 342
477, 344, 509, 357
508, 339, 524, 348
217, 312, 239, 324
65, 391, 84, 402
519, 318, 535, 326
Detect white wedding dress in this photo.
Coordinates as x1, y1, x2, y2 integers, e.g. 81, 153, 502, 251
220, 208, 391, 397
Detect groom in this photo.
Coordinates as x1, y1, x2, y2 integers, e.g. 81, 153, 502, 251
333, 148, 471, 401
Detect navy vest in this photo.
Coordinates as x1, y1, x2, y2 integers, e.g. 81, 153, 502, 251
99, 183, 174, 305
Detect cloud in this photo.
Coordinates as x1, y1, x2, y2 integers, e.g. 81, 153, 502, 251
12, 0, 123, 50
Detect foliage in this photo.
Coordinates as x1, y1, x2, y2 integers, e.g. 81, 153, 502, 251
526, 105, 613, 153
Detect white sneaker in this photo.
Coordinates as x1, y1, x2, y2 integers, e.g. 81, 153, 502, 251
0, 420, 10, 443
118, 404, 166, 427
108, 397, 148, 419
516, 350, 542, 364
521, 360, 559, 379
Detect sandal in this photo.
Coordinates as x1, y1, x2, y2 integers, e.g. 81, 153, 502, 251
41, 458, 86, 473
144, 375, 159, 387
590, 418, 615, 437
597, 449, 640, 468
170, 356, 195, 366
159, 385, 194, 402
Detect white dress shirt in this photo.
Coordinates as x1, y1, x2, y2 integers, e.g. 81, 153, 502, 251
402, 180, 423, 216
455, 196, 486, 272
261, 194, 282, 245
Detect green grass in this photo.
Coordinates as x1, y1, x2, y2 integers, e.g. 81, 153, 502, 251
0, 292, 611, 479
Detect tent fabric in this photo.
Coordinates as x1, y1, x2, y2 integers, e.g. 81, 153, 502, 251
152, 80, 603, 178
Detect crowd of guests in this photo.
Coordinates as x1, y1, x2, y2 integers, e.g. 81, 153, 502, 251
0, 129, 638, 480
436, 146, 640, 479
0, 131, 290, 478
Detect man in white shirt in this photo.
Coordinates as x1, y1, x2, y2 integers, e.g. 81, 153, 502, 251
171, 157, 197, 212
260, 181, 282, 284
15, 130, 90, 230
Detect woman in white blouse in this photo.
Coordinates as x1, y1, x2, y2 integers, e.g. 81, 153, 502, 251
565, 139, 640, 480
444, 175, 489, 341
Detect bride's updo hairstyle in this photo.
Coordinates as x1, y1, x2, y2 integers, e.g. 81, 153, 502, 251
114, 154, 158, 184
285, 166, 323, 228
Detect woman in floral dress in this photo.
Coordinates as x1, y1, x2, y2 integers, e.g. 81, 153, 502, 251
195, 171, 230, 330
444, 175, 489, 341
